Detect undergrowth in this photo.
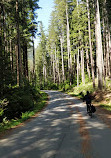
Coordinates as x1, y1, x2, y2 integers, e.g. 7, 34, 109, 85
0, 91, 48, 134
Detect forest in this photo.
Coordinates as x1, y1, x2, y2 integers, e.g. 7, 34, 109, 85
36, 0, 111, 91
0, 0, 111, 130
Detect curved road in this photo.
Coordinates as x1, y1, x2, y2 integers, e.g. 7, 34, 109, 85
0, 90, 111, 158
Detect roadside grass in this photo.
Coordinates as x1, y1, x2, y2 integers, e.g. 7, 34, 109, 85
67, 81, 96, 99
100, 103, 111, 111
67, 79, 111, 111
0, 91, 48, 134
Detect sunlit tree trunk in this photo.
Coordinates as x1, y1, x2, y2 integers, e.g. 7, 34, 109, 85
76, 0, 80, 87
66, 3, 72, 85
53, 54, 55, 83
81, 48, 85, 84
86, 47, 90, 79
57, 50, 60, 84
87, 0, 95, 87
94, 0, 103, 89
60, 35, 65, 83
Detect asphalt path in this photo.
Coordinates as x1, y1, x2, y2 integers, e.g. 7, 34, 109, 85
0, 90, 111, 158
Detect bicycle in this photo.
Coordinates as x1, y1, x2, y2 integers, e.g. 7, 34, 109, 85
88, 105, 92, 118
87, 104, 96, 118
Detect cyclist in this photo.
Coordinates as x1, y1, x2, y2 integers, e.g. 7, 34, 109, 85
84, 91, 92, 113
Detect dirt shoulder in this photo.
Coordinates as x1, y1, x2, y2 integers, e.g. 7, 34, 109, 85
92, 90, 111, 130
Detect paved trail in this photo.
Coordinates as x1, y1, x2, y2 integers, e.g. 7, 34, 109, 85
0, 90, 111, 158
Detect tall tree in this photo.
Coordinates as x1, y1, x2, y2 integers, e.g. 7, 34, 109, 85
94, 0, 103, 89
86, 0, 95, 87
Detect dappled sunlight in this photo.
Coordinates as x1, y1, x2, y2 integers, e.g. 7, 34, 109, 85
1, 90, 111, 158
87, 121, 106, 130
51, 117, 70, 127
31, 127, 42, 132
0, 91, 81, 158
49, 98, 64, 103
42, 150, 56, 158
52, 106, 67, 112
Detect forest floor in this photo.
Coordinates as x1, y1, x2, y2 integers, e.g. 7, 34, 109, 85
92, 89, 111, 109
92, 90, 111, 130
91, 89, 111, 115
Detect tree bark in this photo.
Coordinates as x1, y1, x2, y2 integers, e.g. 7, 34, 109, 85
57, 50, 60, 84
60, 36, 65, 83
66, 3, 72, 84
32, 37, 35, 77
87, 0, 95, 87
16, 0, 22, 86
81, 48, 85, 84
23, 42, 28, 78
94, 0, 103, 89
77, 48, 79, 87
53, 54, 55, 83
86, 48, 90, 79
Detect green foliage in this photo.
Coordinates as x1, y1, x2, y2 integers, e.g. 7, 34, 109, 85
1, 85, 40, 120
100, 104, 111, 111
58, 81, 75, 92
41, 82, 59, 90
49, 83, 58, 90
106, 78, 111, 90
21, 111, 35, 122
0, 99, 9, 122
85, 74, 92, 83
0, 0, 40, 94
65, 83, 70, 91
0, 91, 48, 134
70, 82, 96, 97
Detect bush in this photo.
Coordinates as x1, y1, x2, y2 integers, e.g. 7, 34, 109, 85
4, 94, 23, 119
0, 99, 8, 122
73, 82, 95, 96
50, 83, 58, 90
65, 83, 70, 91
3, 85, 41, 120
20, 95, 34, 112
41, 82, 59, 90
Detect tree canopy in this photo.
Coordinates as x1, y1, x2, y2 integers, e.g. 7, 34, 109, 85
36, 0, 111, 90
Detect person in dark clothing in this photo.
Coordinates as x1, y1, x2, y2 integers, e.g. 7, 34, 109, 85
84, 91, 92, 113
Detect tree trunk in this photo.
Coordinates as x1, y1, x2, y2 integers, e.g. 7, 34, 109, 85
23, 42, 28, 78
66, 3, 72, 84
94, 0, 103, 89
10, 39, 13, 71
81, 48, 85, 84
43, 54, 45, 86
57, 50, 60, 84
109, 34, 111, 76
53, 54, 55, 83
73, 54, 76, 81
87, 0, 95, 87
60, 36, 65, 83
86, 48, 90, 79
2, 3, 7, 55
102, 16, 106, 77
104, 0, 111, 77
16, 0, 22, 86
66, 3, 70, 71
32, 37, 35, 77
77, 48, 79, 87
